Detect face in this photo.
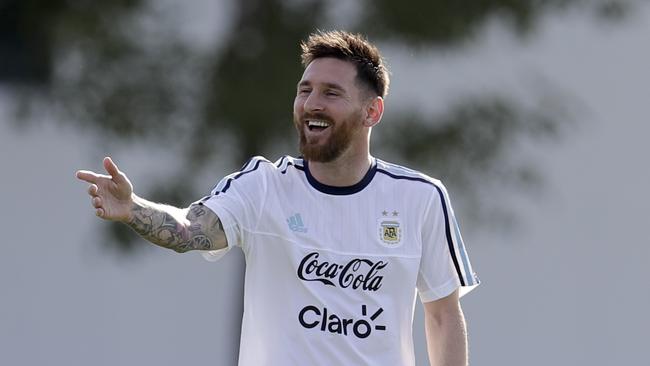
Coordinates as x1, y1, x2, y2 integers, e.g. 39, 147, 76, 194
293, 57, 367, 163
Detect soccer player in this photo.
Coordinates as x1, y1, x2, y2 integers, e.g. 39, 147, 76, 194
76, 30, 479, 366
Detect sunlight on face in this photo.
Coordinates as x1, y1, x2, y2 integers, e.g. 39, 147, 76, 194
293, 58, 367, 162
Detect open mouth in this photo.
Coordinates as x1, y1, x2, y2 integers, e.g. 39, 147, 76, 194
305, 119, 331, 132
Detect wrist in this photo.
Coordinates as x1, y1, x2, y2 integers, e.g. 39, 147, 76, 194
125, 193, 141, 224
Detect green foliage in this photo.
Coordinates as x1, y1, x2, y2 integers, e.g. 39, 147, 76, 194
2, 0, 633, 253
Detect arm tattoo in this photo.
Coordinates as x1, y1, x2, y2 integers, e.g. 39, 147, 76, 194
184, 204, 223, 252
127, 201, 225, 253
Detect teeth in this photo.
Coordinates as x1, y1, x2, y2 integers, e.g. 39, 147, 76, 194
307, 120, 330, 128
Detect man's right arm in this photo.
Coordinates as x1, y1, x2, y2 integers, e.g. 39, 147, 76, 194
76, 157, 227, 253
127, 197, 227, 253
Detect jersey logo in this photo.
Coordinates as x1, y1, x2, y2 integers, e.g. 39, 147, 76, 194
378, 210, 402, 247
298, 304, 386, 339
287, 213, 308, 233
380, 221, 401, 243
297, 252, 386, 291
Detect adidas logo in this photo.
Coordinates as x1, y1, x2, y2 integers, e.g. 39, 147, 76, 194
287, 213, 308, 233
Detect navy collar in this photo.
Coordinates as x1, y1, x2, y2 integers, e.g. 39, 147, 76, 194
303, 158, 377, 195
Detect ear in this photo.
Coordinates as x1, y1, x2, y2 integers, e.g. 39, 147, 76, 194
363, 96, 384, 128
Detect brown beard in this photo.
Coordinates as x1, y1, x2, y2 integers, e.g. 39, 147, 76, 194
294, 110, 362, 163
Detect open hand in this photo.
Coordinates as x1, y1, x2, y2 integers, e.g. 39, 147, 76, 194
76, 157, 134, 222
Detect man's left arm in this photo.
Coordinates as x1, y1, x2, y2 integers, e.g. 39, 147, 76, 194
423, 289, 468, 366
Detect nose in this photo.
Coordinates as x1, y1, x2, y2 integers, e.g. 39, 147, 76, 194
303, 91, 324, 113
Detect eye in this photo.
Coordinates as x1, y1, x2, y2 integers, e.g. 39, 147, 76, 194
325, 90, 339, 97
297, 88, 311, 96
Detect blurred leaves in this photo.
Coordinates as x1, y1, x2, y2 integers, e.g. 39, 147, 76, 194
375, 94, 567, 224
362, 0, 542, 46
1, 0, 635, 253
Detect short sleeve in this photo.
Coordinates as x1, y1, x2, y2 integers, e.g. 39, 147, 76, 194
416, 182, 480, 302
193, 156, 270, 262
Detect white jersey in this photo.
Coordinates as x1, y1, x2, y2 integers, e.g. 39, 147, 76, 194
197, 156, 479, 366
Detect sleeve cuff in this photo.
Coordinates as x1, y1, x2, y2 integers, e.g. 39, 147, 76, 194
418, 277, 460, 303
195, 199, 240, 262
418, 276, 480, 303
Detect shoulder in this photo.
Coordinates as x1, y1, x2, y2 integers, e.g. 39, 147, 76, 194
225, 155, 275, 181
271, 155, 306, 174
209, 156, 272, 195
375, 159, 444, 189
374, 159, 453, 206
228, 155, 305, 177
374, 159, 458, 222
210, 155, 304, 195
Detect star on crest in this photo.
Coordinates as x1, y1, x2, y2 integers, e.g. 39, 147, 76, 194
392, 211, 399, 217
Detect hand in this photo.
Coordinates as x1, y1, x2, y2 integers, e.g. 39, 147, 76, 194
76, 157, 134, 222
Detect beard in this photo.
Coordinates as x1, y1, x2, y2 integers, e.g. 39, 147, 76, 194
294, 109, 362, 163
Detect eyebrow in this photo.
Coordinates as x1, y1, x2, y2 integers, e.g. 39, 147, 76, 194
297, 80, 346, 93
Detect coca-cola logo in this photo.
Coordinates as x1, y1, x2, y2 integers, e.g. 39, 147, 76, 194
297, 252, 387, 292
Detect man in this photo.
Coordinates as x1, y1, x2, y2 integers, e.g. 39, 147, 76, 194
76, 30, 479, 366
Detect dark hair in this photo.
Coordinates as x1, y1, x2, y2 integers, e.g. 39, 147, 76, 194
300, 30, 390, 98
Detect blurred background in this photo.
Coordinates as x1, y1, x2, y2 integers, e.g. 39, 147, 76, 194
1, 0, 648, 364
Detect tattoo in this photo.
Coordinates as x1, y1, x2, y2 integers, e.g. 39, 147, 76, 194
182, 205, 215, 252
127, 202, 226, 253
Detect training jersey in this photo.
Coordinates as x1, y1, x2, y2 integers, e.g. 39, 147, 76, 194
197, 155, 479, 366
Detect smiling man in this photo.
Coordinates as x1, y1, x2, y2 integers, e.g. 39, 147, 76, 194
76, 30, 479, 366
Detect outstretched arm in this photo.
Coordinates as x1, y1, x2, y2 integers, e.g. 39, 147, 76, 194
423, 289, 468, 366
76, 157, 227, 253
128, 198, 227, 253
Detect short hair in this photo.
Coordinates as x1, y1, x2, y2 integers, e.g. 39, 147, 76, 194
300, 30, 390, 98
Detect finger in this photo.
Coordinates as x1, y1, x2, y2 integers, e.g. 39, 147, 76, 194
87, 184, 99, 197
103, 157, 125, 183
76, 170, 100, 184
92, 196, 102, 208
96, 207, 105, 218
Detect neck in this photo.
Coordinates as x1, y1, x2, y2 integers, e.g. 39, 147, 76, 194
307, 148, 372, 187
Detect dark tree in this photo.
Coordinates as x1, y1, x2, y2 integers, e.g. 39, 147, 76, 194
0, 0, 634, 252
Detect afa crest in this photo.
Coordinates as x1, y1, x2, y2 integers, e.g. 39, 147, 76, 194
379, 220, 402, 246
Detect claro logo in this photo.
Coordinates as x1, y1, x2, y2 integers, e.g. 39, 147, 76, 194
298, 304, 386, 338
297, 252, 387, 292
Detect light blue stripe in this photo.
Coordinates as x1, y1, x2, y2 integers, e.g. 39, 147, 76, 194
452, 215, 474, 286
274, 156, 289, 170
380, 161, 426, 179
294, 157, 304, 167
275, 155, 305, 172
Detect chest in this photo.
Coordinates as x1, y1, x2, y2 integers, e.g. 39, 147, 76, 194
256, 181, 426, 258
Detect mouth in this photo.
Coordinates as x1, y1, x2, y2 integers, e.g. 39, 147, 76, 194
305, 119, 331, 133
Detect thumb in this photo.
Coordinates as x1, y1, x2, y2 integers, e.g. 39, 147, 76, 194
103, 157, 127, 184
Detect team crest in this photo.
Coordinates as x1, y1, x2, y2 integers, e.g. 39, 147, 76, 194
378, 219, 402, 246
